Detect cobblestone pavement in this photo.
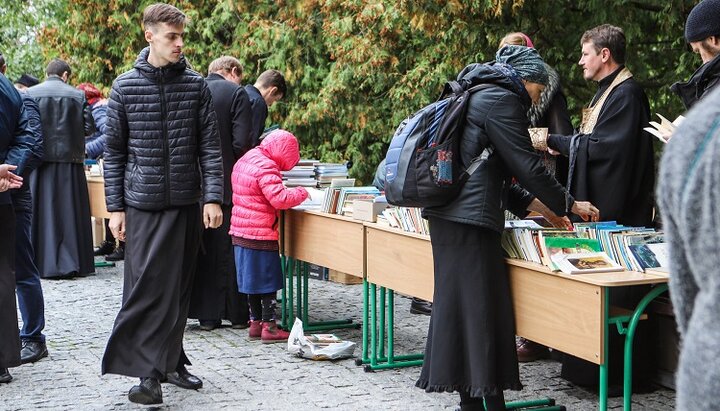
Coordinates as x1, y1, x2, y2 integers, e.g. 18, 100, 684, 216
1, 260, 675, 410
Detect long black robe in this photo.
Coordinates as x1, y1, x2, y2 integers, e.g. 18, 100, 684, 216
0, 206, 21, 370
102, 204, 201, 379
548, 66, 655, 228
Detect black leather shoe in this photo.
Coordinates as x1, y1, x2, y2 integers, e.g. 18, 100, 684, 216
128, 377, 162, 405
105, 244, 124, 261
0, 368, 11, 384
410, 297, 432, 316
199, 320, 221, 331
20, 341, 48, 364
94, 240, 115, 256
165, 365, 202, 390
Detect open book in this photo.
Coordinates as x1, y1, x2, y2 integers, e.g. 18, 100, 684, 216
644, 113, 685, 143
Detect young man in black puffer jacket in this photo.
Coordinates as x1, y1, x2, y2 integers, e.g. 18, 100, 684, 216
100, 3, 224, 405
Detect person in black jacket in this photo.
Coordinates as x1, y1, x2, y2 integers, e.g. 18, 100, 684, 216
497, 32, 575, 363
27, 58, 96, 279
0, 71, 32, 384
100, 3, 223, 405
415, 45, 597, 411
245, 69, 286, 143
671, 0, 720, 111
188, 56, 252, 331
1, 55, 48, 365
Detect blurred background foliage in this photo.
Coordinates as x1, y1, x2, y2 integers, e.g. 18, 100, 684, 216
1, 0, 701, 183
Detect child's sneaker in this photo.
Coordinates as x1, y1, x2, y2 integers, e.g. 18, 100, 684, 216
248, 320, 262, 340
261, 321, 290, 344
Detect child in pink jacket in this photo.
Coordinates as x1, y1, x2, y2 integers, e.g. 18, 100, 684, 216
229, 129, 308, 343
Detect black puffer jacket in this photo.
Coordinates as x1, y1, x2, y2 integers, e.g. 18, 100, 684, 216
423, 63, 571, 233
104, 47, 223, 212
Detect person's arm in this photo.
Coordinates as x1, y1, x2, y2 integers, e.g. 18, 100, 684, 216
5, 95, 43, 176
82, 97, 96, 137
86, 105, 108, 159
230, 88, 253, 159
197, 81, 224, 206
258, 172, 309, 210
104, 82, 129, 212
484, 93, 568, 216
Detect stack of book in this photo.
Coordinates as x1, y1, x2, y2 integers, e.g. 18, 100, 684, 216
321, 181, 380, 215
315, 163, 349, 187
376, 207, 429, 235
283, 159, 319, 187
501, 220, 668, 274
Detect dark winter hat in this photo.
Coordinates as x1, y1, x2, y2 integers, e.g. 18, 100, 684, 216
495, 45, 549, 85
685, 0, 720, 43
14, 73, 39, 88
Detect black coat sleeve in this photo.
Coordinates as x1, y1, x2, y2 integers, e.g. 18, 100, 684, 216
231, 88, 253, 159
484, 93, 570, 217
103, 83, 129, 212
198, 81, 224, 205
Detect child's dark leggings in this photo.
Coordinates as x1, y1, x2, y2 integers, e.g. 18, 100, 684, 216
248, 293, 276, 322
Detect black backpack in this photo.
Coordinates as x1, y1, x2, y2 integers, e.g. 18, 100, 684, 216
384, 82, 491, 208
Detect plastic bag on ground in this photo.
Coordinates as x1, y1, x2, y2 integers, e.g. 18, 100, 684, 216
287, 318, 356, 360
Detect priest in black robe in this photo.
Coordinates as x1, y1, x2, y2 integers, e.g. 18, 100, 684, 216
544, 24, 656, 392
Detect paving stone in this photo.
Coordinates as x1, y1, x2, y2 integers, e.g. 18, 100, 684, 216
0, 260, 675, 410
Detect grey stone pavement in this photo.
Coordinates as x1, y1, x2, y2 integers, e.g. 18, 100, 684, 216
1, 260, 675, 410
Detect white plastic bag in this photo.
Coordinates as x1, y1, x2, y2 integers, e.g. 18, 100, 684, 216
287, 318, 356, 360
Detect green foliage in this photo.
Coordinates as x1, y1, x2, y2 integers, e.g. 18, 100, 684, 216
0, 0, 58, 81
37, 0, 699, 184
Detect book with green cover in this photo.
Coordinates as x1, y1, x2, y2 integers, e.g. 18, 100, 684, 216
544, 237, 602, 271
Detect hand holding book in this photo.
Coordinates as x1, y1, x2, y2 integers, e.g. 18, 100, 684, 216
644, 113, 685, 143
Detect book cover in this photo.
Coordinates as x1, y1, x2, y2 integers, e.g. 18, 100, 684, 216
551, 251, 623, 274
544, 237, 601, 270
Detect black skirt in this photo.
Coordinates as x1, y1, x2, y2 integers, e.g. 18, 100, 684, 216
29, 162, 94, 278
102, 204, 201, 379
416, 217, 522, 398
0, 205, 21, 369
188, 204, 248, 324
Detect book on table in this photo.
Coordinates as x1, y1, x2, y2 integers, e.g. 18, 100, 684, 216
551, 251, 623, 274
543, 236, 601, 270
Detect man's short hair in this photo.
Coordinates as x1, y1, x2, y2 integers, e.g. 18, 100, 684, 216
0, 53, 5, 69
256, 69, 287, 97
581, 24, 626, 65
208, 56, 243, 76
46, 58, 71, 77
143, 3, 187, 30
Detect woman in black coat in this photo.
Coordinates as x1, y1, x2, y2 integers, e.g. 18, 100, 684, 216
415, 46, 597, 410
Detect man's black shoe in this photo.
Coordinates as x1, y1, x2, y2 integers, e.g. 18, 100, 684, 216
20, 341, 48, 364
0, 368, 11, 384
105, 244, 124, 261
199, 320, 221, 331
94, 240, 115, 256
410, 297, 432, 316
164, 365, 202, 390
128, 377, 162, 405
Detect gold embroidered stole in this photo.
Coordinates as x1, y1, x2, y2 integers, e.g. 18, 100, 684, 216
579, 68, 633, 134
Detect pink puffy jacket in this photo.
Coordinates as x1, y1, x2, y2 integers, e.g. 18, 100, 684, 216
229, 130, 308, 241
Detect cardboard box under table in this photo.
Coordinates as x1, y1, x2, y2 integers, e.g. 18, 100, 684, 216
362, 223, 668, 411
280, 208, 364, 332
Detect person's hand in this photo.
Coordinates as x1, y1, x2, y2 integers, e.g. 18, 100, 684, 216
109, 211, 126, 241
571, 201, 600, 222
547, 147, 561, 156
0, 164, 23, 192
527, 198, 573, 230
203, 203, 223, 229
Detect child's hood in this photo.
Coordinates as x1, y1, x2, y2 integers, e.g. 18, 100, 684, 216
258, 129, 300, 171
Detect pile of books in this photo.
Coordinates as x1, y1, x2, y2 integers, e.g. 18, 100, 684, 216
282, 159, 319, 187
376, 206, 429, 235
315, 163, 349, 187
320, 180, 380, 215
501, 220, 668, 274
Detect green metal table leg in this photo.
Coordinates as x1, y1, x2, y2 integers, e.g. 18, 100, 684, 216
379, 287, 386, 359
303, 261, 309, 324
296, 260, 303, 324
361, 279, 369, 363
287, 258, 294, 327
370, 283, 378, 369
387, 290, 394, 365
94, 261, 115, 268
600, 288, 610, 411
622, 284, 669, 410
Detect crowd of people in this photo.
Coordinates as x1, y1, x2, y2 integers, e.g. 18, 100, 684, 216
1, 1, 720, 410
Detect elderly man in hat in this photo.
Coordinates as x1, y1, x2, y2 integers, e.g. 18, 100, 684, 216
671, 0, 720, 110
